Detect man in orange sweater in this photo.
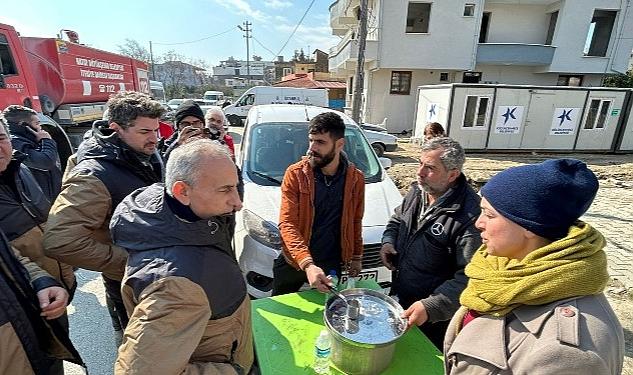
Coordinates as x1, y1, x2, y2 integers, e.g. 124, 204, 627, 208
273, 112, 365, 295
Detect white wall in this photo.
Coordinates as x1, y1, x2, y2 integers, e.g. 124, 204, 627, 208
378, 0, 481, 70
548, 0, 633, 74
364, 69, 449, 132
483, 4, 550, 44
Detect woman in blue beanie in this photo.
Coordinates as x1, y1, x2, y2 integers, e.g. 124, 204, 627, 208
443, 159, 624, 375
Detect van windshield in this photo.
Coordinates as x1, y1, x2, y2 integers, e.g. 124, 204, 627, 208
204, 94, 222, 101
246, 122, 383, 186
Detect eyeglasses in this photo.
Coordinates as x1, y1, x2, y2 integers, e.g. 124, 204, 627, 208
179, 120, 204, 128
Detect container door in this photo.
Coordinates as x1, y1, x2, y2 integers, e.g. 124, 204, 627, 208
448, 86, 495, 149
487, 88, 531, 150
575, 91, 625, 151
414, 87, 451, 140
520, 89, 586, 150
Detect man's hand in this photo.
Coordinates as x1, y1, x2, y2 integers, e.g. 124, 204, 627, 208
348, 260, 362, 277
27, 126, 52, 142
305, 264, 331, 293
380, 243, 398, 271
176, 126, 203, 146
402, 301, 429, 328
37, 286, 69, 320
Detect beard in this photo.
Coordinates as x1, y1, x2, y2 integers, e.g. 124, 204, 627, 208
417, 177, 448, 197
308, 147, 336, 169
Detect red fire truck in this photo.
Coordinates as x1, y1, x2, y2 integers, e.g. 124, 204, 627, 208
0, 23, 151, 165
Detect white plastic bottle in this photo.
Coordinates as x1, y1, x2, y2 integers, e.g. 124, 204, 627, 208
346, 275, 356, 289
313, 329, 331, 374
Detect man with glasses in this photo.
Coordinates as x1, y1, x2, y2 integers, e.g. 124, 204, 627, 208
160, 100, 207, 161
2, 105, 62, 200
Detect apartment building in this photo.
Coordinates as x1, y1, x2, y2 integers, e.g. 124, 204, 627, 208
328, 0, 633, 133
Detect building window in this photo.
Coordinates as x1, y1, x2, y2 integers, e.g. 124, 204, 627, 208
584, 10, 617, 57
584, 99, 612, 129
545, 11, 559, 45
390, 71, 412, 95
463, 96, 490, 128
282, 67, 292, 76
557, 75, 584, 86
440, 72, 449, 82
463, 4, 476, 17
406, 3, 431, 33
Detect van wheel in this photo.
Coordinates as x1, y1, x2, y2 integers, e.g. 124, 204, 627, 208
228, 115, 243, 127
372, 143, 385, 157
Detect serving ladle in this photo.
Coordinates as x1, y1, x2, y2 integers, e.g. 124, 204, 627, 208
327, 284, 361, 320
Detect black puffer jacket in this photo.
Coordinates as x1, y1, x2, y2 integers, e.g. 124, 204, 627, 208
74, 125, 163, 211
0, 230, 84, 374
9, 123, 62, 200
0, 153, 49, 240
382, 174, 481, 323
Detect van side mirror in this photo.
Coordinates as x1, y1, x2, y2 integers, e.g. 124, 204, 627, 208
0, 74, 6, 89
379, 157, 392, 170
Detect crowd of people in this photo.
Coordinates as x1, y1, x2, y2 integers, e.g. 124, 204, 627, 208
0, 91, 625, 375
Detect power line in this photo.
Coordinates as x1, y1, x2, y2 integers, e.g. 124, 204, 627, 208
252, 35, 277, 57
153, 26, 238, 46
274, 0, 316, 57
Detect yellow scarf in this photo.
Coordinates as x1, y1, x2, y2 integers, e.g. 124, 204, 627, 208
460, 221, 608, 316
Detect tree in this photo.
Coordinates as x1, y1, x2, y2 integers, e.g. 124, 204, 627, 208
603, 71, 633, 88
117, 39, 150, 63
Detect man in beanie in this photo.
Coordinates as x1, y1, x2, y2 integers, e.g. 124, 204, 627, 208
44, 91, 164, 338
444, 159, 624, 375
160, 100, 207, 160
380, 137, 481, 350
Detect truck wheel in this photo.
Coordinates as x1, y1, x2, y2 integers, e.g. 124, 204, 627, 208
228, 115, 243, 127
372, 143, 385, 157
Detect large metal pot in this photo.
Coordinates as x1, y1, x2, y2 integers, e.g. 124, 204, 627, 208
323, 288, 407, 375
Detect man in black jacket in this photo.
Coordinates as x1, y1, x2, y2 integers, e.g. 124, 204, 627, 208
44, 91, 164, 336
380, 137, 481, 350
2, 105, 62, 200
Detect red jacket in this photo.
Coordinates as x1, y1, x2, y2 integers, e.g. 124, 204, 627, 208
279, 157, 365, 270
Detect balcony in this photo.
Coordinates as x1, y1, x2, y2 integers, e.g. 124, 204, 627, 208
328, 34, 378, 74
477, 43, 556, 66
329, 0, 357, 36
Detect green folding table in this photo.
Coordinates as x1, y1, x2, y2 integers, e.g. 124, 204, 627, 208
251, 281, 444, 374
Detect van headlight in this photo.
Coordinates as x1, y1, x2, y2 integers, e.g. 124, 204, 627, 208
243, 210, 282, 250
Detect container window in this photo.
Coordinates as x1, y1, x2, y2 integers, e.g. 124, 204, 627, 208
440, 72, 449, 82
463, 95, 489, 128
583, 99, 611, 129
406, 2, 431, 33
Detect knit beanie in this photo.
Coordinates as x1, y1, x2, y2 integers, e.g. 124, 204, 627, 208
174, 100, 204, 126
480, 159, 599, 240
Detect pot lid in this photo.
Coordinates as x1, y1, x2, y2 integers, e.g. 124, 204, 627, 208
324, 288, 407, 345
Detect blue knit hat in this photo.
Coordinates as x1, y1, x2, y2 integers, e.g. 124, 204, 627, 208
480, 159, 599, 240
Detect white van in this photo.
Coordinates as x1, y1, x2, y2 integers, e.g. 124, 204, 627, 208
149, 80, 166, 104
203, 90, 225, 104
224, 86, 328, 126
234, 104, 402, 298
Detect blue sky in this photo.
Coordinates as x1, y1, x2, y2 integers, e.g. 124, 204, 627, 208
0, 0, 338, 67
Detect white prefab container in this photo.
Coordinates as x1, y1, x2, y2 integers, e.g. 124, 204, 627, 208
413, 84, 632, 152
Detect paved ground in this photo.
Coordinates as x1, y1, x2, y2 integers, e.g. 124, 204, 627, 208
583, 183, 633, 289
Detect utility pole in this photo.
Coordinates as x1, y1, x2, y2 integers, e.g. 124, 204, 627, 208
238, 21, 252, 85
149, 41, 156, 80
351, 0, 368, 124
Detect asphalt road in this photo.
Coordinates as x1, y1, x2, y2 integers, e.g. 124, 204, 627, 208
63, 269, 117, 374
